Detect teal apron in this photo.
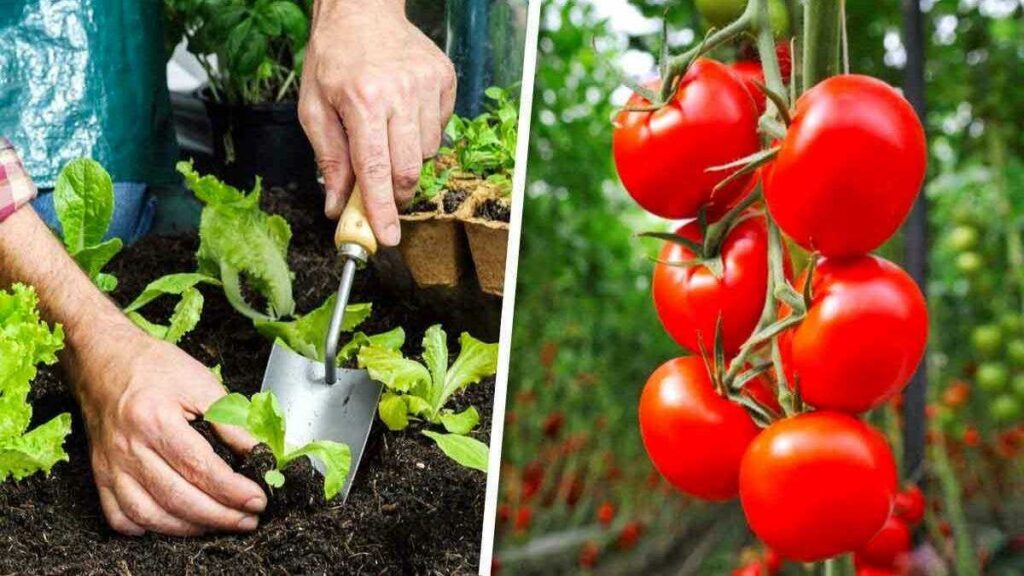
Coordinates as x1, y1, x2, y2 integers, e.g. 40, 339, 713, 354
0, 0, 179, 240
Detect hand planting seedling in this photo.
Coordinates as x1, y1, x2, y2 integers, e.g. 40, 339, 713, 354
358, 324, 497, 472
205, 391, 351, 500
52, 159, 123, 292
0, 284, 71, 481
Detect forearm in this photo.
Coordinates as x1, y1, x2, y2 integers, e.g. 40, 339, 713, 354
0, 207, 133, 398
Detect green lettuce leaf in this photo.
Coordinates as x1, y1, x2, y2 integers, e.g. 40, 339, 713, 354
0, 284, 70, 482
422, 431, 489, 473
337, 327, 405, 365
204, 392, 251, 428
443, 333, 499, 402
439, 406, 480, 435
357, 346, 430, 393
254, 296, 371, 361
179, 161, 295, 320
54, 158, 114, 253
53, 159, 122, 291
421, 325, 449, 410
378, 392, 411, 431
285, 440, 351, 500
247, 392, 287, 461
124, 273, 221, 344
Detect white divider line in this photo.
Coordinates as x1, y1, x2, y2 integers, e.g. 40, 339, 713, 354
478, 0, 543, 573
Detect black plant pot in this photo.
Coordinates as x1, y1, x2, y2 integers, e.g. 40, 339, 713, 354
199, 89, 318, 192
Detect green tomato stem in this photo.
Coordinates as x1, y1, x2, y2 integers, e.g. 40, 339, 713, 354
802, 0, 842, 92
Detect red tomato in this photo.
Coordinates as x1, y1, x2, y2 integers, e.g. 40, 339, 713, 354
739, 412, 898, 562
653, 213, 778, 356
639, 357, 762, 501
894, 485, 926, 525
855, 568, 899, 576
780, 255, 928, 413
613, 59, 761, 220
597, 501, 615, 526
730, 61, 767, 114
579, 541, 600, 569
763, 548, 784, 573
764, 75, 926, 257
732, 563, 768, 576
855, 516, 912, 569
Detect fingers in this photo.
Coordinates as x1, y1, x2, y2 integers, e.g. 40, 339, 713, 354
388, 105, 424, 210
135, 446, 260, 533
340, 95, 401, 246
419, 83, 443, 158
98, 485, 144, 536
439, 58, 458, 127
113, 474, 205, 537
299, 85, 354, 219
155, 419, 267, 515
210, 421, 259, 457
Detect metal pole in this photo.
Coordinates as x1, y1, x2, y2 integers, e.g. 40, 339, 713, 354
447, 0, 491, 117
901, 0, 928, 486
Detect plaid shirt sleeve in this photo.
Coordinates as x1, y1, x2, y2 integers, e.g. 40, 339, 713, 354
0, 137, 38, 223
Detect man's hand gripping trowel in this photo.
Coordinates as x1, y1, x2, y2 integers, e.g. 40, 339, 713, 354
259, 187, 381, 502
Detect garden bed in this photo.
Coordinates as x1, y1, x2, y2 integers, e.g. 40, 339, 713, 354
0, 187, 493, 575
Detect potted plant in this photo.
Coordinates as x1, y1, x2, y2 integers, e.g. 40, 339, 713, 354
164, 0, 316, 191
395, 86, 516, 296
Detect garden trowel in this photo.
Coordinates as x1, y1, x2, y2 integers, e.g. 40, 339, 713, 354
259, 186, 381, 502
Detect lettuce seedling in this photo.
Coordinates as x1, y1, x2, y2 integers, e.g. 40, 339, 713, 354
124, 273, 222, 344
178, 160, 296, 321
205, 391, 351, 500
0, 284, 72, 481
53, 159, 123, 291
255, 295, 404, 364
357, 325, 497, 472
443, 86, 517, 195
413, 159, 452, 206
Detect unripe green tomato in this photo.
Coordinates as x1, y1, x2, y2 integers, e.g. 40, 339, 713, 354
952, 205, 977, 226
695, 0, 746, 28
769, 0, 788, 37
990, 394, 1022, 422
956, 251, 984, 276
1012, 374, 1024, 398
934, 406, 956, 431
971, 324, 1003, 358
977, 362, 1009, 393
1008, 339, 1024, 367
947, 225, 979, 252
1001, 314, 1024, 336
695, 0, 788, 36
973, 274, 996, 298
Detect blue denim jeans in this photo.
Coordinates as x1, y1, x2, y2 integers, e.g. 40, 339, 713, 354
32, 182, 156, 244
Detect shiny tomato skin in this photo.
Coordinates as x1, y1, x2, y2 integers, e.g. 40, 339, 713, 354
739, 412, 898, 562
780, 255, 928, 413
639, 357, 762, 501
613, 59, 761, 220
764, 75, 926, 257
894, 485, 926, 525
854, 516, 912, 569
653, 213, 776, 356
730, 61, 767, 115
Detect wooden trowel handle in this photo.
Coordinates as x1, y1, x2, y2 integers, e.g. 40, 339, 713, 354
334, 186, 378, 255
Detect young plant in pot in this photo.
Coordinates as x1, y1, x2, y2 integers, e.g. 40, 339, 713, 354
394, 86, 517, 294
164, 0, 316, 191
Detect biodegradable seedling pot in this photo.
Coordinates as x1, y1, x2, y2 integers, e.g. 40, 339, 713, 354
459, 192, 511, 297
199, 89, 317, 192
397, 207, 468, 288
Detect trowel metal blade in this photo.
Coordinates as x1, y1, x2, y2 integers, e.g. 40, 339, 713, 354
259, 342, 382, 502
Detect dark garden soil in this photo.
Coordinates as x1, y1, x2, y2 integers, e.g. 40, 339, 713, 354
442, 189, 469, 215
0, 187, 495, 575
474, 199, 511, 223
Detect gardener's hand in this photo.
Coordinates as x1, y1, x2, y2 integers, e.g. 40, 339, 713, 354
72, 323, 267, 536
299, 0, 456, 246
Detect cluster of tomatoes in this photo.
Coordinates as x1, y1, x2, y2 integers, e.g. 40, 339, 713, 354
612, 16, 929, 566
